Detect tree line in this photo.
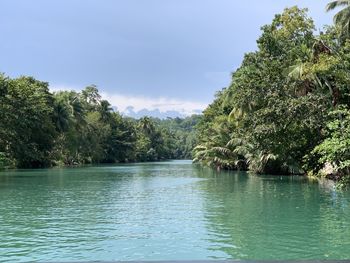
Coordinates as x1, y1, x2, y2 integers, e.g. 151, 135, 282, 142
194, 3, 350, 186
0, 75, 200, 168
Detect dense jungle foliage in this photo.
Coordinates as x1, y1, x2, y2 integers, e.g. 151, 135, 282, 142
194, 5, 350, 184
3, 2, 350, 186
0, 77, 200, 168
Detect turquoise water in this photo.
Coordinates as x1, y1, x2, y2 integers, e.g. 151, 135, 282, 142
0, 160, 350, 261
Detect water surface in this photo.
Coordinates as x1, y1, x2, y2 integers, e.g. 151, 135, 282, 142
1, 160, 350, 261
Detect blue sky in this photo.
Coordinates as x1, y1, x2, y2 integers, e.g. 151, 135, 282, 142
0, 0, 335, 116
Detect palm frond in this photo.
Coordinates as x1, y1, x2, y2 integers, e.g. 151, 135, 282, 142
288, 63, 305, 80
326, 0, 349, 12
212, 146, 232, 155
334, 6, 350, 24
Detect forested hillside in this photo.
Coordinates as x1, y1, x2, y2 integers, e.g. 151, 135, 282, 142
194, 6, 350, 186
0, 75, 200, 168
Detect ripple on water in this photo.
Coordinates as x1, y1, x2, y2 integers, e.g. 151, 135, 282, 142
1, 161, 350, 261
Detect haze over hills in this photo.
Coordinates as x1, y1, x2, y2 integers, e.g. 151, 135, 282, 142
101, 91, 207, 119
113, 106, 203, 119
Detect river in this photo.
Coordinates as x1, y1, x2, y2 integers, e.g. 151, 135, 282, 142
1, 160, 350, 261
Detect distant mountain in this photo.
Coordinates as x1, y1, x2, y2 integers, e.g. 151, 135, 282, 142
112, 106, 202, 119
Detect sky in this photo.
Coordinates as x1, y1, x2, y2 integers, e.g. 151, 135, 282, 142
0, 0, 335, 117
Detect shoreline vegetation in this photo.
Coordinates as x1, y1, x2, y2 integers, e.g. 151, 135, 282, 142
0, 79, 200, 169
2, 2, 350, 187
193, 4, 350, 188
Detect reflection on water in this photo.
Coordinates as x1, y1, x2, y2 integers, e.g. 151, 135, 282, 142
198, 169, 350, 259
0, 161, 350, 261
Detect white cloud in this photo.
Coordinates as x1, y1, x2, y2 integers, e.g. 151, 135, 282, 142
49, 84, 207, 116
49, 84, 82, 92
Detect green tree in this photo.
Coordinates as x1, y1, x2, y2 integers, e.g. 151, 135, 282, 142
194, 7, 336, 174
1, 76, 56, 167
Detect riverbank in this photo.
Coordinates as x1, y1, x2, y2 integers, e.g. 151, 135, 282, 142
0, 76, 200, 169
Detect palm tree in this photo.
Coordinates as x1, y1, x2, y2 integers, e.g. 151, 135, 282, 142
68, 95, 86, 128
193, 141, 240, 170
53, 100, 71, 133
326, 0, 350, 39
139, 117, 155, 136
99, 100, 113, 122
193, 116, 241, 170
288, 39, 340, 106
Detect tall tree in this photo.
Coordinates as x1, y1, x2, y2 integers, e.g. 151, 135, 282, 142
3, 77, 56, 167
